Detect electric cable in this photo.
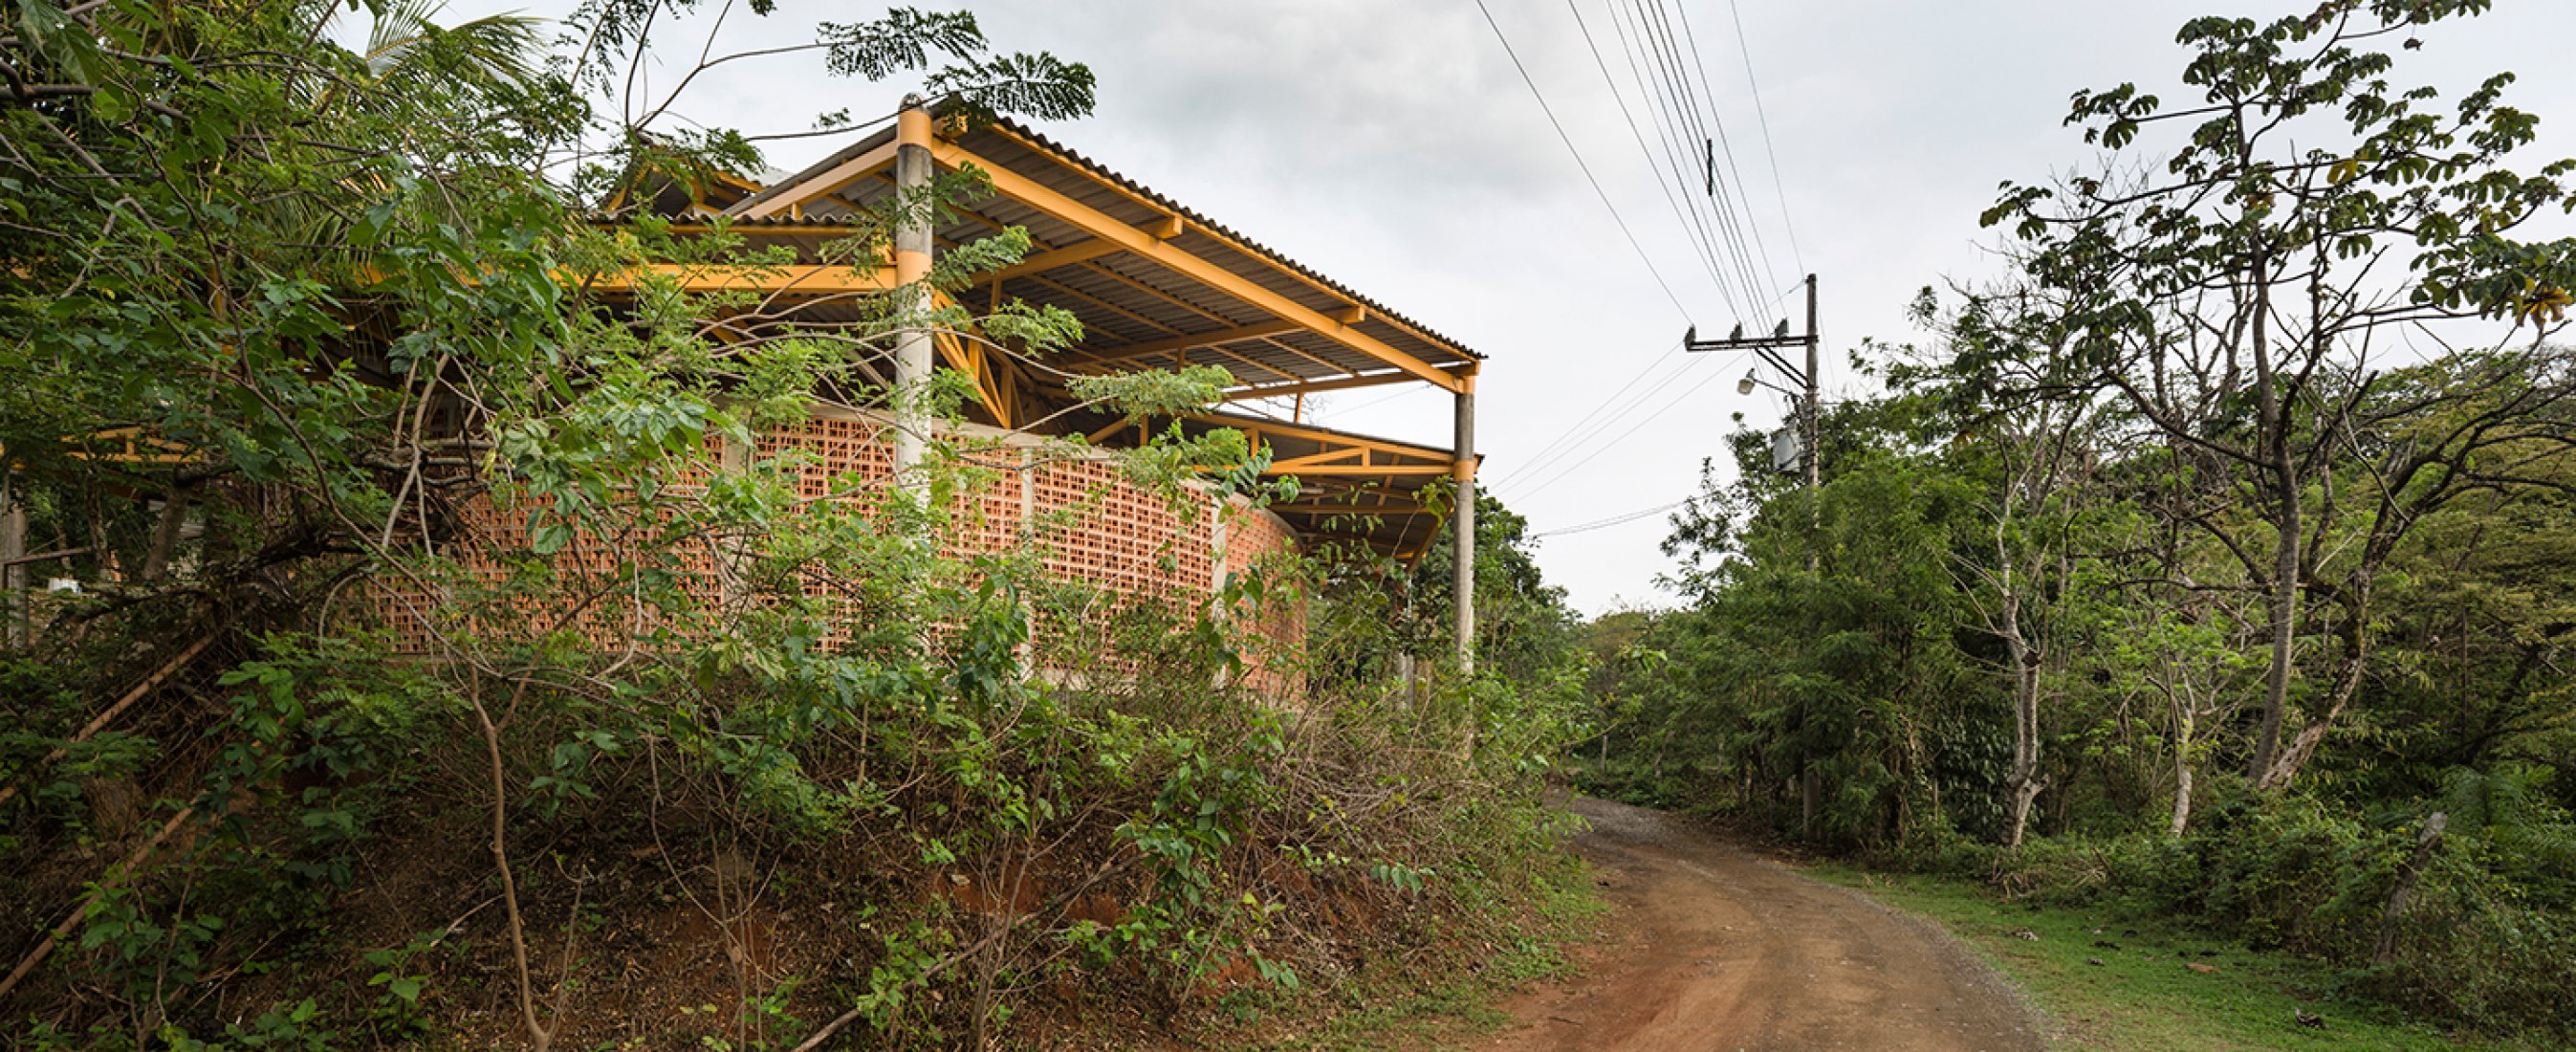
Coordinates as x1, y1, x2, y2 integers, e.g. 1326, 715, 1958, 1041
1493, 340, 1698, 491
1631, 0, 1769, 304
1509, 345, 1753, 502
1668, 0, 1785, 293
1473, 0, 1696, 322
1606, 0, 1753, 314
1564, 0, 1742, 319
1727, 0, 1807, 274
1531, 498, 1688, 538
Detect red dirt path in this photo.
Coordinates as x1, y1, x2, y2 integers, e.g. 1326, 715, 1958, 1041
1482, 798, 2043, 1052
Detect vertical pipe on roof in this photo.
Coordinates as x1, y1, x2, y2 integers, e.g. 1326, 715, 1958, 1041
1452, 386, 1477, 675
892, 95, 936, 495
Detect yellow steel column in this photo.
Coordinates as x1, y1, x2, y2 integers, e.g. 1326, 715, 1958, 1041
891, 96, 936, 493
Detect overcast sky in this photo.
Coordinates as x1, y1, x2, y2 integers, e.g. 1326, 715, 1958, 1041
411, 0, 2576, 613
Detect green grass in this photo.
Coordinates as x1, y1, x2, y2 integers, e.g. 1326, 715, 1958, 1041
1806, 863, 2528, 1051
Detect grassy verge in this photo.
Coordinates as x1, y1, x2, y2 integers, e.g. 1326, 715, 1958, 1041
1806, 864, 2522, 1051
1209, 856, 1608, 1052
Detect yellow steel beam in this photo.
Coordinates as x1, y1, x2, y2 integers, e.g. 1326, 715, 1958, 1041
1265, 502, 1429, 515
1073, 320, 1302, 367
909, 184, 1314, 387
733, 141, 899, 221
1181, 414, 1452, 464
1219, 371, 1444, 403
986, 217, 1182, 283
591, 263, 901, 295
1265, 464, 1453, 477
986, 122, 1478, 370
1267, 448, 1368, 472
988, 239, 1122, 282
928, 142, 1467, 393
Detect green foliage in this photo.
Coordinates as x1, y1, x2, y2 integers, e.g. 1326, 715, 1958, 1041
1577, 5, 2576, 1039
0, 3, 1579, 1049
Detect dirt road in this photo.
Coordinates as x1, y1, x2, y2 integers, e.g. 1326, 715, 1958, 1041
1486, 798, 2042, 1052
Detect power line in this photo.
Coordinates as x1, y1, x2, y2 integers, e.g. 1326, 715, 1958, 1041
1606, 0, 1752, 314
1531, 498, 1688, 538
1473, 0, 1694, 322
1564, 0, 1740, 318
1727, 0, 1806, 274
1630, 0, 1769, 305
1511, 345, 1753, 502
1495, 340, 1700, 490
1669, 0, 1785, 293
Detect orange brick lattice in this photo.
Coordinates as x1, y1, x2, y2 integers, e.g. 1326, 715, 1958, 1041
366, 414, 1306, 696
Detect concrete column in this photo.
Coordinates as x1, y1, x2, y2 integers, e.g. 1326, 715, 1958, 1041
891, 96, 936, 495
1803, 274, 1821, 497
1452, 386, 1476, 674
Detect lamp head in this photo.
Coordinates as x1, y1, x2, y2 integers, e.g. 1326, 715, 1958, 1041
1737, 373, 1758, 396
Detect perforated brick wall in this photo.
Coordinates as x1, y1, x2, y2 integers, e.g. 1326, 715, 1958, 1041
368, 412, 1305, 695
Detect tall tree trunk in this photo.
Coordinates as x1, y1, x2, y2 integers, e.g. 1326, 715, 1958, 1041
1800, 767, 1819, 833
2372, 812, 2447, 965
2260, 602, 2370, 790
1, 472, 23, 648
2169, 711, 2195, 836
2000, 592, 2044, 847
2250, 494, 2300, 783
2245, 251, 2302, 785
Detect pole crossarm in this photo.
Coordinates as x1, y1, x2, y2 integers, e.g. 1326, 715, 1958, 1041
927, 141, 1469, 394
1686, 334, 1810, 352
1685, 330, 1814, 384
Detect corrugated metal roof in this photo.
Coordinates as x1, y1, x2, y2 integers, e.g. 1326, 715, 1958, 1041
726, 113, 1478, 383
984, 119, 1480, 364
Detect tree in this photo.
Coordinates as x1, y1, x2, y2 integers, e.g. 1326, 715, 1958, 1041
1980, 0, 2576, 790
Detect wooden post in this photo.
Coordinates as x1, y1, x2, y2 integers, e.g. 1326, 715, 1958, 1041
1452, 385, 1476, 674
1, 470, 23, 647
891, 96, 937, 494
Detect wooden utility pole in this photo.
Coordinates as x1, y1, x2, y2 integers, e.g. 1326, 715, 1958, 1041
891, 95, 936, 493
